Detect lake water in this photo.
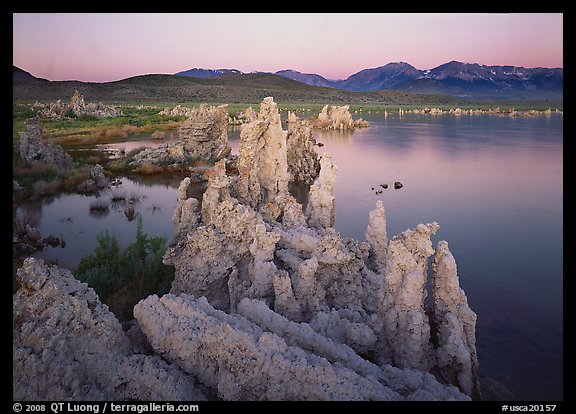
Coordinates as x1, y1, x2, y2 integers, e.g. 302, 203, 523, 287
17, 113, 563, 401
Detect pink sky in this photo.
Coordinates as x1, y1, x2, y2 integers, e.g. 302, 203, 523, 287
13, 13, 563, 83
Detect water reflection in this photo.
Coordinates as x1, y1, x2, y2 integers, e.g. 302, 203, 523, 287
16, 176, 200, 270
97, 131, 179, 158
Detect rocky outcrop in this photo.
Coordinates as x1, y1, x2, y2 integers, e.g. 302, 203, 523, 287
305, 153, 337, 229
365, 200, 388, 274
158, 105, 193, 117
178, 104, 231, 160
128, 143, 191, 169
286, 120, 320, 184
432, 241, 481, 400
14, 96, 480, 401
172, 177, 200, 237
354, 118, 370, 128
165, 159, 273, 311
134, 294, 468, 401
41, 90, 121, 119
76, 164, 109, 193
239, 107, 257, 123
235, 97, 291, 209
129, 104, 231, 171
19, 117, 72, 172
377, 223, 439, 371
70, 90, 122, 118
287, 111, 299, 123
310, 105, 369, 130
13, 258, 206, 401
42, 100, 67, 118
231, 97, 307, 227
316, 105, 354, 130
162, 100, 479, 400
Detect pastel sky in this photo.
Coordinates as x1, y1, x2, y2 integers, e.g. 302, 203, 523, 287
13, 13, 563, 83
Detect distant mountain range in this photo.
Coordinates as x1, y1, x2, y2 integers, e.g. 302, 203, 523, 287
176, 61, 563, 100
175, 68, 242, 78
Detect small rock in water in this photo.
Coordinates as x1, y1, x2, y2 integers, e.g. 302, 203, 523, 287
43, 235, 61, 247
317, 142, 324, 147
394, 181, 403, 190
25, 224, 42, 242
380, 184, 388, 189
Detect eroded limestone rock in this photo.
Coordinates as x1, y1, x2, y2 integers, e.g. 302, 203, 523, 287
287, 111, 299, 123
305, 153, 337, 229
158, 105, 193, 117
19, 117, 72, 172
235, 97, 291, 210
178, 104, 231, 160
13, 258, 206, 401
365, 200, 388, 274
172, 177, 200, 236
377, 223, 440, 371
134, 294, 468, 401
130, 104, 231, 171
432, 241, 481, 400
76, 164, 110, 194
162, 96, 478, 399
286, 120, 320, 184
239, 107, 257, 123
41, 90, 121, 119
311, 105, 368, 130
14, 95, 480, 401
237, 298, 468, 401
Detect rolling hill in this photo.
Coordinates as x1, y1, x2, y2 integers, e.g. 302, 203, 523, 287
12, 66, 468, 106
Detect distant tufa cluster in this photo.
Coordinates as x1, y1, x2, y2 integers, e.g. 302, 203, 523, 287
41, 90, 122, 119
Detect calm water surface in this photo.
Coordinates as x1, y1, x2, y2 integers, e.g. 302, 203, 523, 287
18, 113, 563, 400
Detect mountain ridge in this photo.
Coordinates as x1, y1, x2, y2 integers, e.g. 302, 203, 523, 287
12, 68, 468, 106
176, 61, 563, 100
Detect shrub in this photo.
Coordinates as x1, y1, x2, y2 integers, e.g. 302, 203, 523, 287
136, 162, 163, 175
13, 160, 59, 179
32, 179, 62, 196
110, 188, 127, 202
61, 166, 92, 192
75, 215, 174, 320
13, 211, 40, 236
89, 197, 110, 211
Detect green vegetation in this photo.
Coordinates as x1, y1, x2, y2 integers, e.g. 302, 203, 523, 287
75, 215, 174, 320
42, 108, 184, 147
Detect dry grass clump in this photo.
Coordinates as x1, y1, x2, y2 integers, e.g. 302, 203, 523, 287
61, 166, 92, 191
89, 197, 110, 211
13, 161, 59, 178
13, 211, 39, 236
110, 188, 127, 202
96, 125, 139, 139
136, 162, 163, 175
32, 179, 62, 196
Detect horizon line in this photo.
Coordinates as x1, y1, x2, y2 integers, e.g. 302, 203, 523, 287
14, 59, 564, 84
